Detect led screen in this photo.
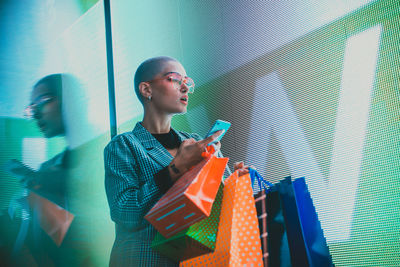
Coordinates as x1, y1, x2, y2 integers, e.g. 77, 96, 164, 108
111, 1, 399, 266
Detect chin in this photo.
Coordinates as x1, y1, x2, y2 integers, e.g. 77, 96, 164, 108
43, 130, 55, 138
42, 129, 64, 139
171, 107, 187, 115
178, 108, 188, 114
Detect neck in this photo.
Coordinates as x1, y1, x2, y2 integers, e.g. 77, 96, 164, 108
141, 109, 173, 134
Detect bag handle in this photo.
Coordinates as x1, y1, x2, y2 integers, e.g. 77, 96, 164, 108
249, 168, 273, 194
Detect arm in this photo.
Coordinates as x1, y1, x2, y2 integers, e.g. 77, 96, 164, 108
104, 136, 162, 231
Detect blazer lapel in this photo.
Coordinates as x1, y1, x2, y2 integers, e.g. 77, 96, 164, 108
171, 127, 190, 143
132, 122, 173, 168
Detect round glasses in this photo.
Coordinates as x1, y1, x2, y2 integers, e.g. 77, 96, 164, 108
146, 72, 195, 93
24, 95, 55, 118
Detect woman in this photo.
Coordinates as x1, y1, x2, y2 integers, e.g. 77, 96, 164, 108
104, 56, 248, 266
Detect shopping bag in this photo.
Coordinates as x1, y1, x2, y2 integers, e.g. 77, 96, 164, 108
145, 154, 228, 238
265, 185, 291, 267
275, 177, 333, 267
287, 177, 333, 267
27, 192, 74, 246
180, 171, 263, 266
151, 183, 223, 262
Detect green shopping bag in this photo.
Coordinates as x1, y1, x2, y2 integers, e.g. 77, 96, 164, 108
151, 184, 223, 263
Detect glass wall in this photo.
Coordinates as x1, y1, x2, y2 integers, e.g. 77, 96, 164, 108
0, 0, 114, 265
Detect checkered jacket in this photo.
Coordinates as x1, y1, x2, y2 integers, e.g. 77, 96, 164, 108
104, 122, 202, 266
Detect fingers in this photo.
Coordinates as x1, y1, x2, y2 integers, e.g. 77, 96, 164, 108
200, 130, 223, 146
234, 161, 251, 176
233, 161, 244, 171
212, 141, 221, 153
238, 168, 250, 176
181, 138, 196, 146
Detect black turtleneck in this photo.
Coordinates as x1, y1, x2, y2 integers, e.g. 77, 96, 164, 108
152, 129, 181, 194
151, 129, 181, 149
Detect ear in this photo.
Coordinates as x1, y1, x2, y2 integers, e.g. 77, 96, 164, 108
139, 82, 152, 100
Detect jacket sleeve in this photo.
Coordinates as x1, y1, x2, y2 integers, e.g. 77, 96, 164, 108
104, 136, 161, 231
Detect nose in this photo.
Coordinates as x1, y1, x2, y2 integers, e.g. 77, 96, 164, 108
180, 82, 189, 93
32, 108, 42, 120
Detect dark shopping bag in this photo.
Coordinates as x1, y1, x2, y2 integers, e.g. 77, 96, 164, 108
278, 176, 334, 267
265, 187, 291, 267
151, 184, 223, 263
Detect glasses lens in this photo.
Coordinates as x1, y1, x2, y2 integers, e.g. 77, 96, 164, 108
184, 77, 194, 87
167, 73, 195, 92
37, 97, 53, 108
183, 77, 195, 93
168, 73, 181, 82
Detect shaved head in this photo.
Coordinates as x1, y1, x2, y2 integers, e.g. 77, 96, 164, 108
134, 56, 179, 103
34, 73, 63, 100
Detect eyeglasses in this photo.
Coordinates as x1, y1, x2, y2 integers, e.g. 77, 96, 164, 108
146, 72, 195, 93
24, 95, 55, 118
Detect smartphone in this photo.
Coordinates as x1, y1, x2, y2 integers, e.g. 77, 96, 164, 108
4, 159, 36, 182
204, 119, 231, 144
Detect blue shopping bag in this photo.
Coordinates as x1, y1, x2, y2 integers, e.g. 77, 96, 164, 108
278, 177, 334, 267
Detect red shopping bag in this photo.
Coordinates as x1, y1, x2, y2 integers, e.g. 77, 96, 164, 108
151, 184, 224, 263
180, 171, 263, 266
145, 154, 228, 238
28, 192, 74, 246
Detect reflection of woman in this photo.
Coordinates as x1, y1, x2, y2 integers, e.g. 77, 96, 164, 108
25, 74, 69, 205
104, 56, 248, 266
8, 74, 91, 266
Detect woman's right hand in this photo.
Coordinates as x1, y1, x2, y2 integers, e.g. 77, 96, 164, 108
168, 130, 222, 181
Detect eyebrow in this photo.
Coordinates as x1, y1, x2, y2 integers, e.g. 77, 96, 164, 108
163, 71, 185, 77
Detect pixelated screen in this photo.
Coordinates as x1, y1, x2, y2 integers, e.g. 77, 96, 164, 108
111, 1, 399, 266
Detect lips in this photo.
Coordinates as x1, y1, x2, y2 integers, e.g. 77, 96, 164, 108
180, 95, 188, 104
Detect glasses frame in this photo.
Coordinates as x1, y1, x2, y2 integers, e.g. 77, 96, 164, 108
145, 72, 195, 93
24, 95, 55, 118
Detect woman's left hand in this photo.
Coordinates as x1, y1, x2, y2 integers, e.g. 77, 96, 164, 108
233, 161, 251, 177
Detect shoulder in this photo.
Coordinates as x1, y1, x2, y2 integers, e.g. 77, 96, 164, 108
39, 150, 65, 170
104, 131, 140, 154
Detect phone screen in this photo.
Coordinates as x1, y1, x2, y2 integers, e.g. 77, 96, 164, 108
205, 119, 231, 144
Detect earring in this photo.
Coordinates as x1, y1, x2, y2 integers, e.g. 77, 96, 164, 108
148, 96, 152, 101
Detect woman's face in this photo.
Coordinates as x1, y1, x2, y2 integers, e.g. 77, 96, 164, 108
148, 61, 192, 115
30, 83, 65, 138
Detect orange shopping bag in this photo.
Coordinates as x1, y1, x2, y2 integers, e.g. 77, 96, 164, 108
145, 154, 228, 238
180, 171, 263, 266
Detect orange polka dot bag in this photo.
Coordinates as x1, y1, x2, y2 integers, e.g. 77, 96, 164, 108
180, 171, 264, 266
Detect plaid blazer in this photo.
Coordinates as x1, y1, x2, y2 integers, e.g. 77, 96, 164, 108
104, 122, 202, 267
